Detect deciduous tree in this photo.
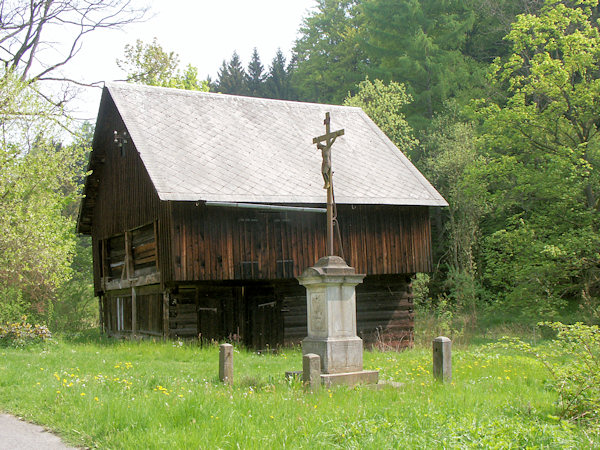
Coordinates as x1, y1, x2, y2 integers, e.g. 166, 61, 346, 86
344, 78, 418, 154
476, 0, 600, 317
117, 38, 209, 91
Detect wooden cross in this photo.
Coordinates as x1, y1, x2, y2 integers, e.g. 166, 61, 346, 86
312, 112, 344, 256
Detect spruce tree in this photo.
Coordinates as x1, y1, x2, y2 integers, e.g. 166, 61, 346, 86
246, 48, 266, 98
292, 0, 366, 104
264, 49, 293, 100
216, 52, 249, 95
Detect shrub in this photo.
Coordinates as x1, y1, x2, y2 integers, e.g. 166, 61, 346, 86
496, 321, 600, 422
0, 316, 52, 347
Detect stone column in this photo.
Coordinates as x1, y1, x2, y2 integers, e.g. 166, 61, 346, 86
298, 256, 366, 374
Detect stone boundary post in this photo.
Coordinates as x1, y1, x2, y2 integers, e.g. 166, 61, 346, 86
303, 353, 321, 390
433, 336, 451, 382
219, 343, 233, 385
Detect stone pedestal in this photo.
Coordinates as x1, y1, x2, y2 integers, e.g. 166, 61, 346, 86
298, 256, 377, 385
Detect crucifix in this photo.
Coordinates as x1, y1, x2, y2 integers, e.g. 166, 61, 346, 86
312, 112, 344, 256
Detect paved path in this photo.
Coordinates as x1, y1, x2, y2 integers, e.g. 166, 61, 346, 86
0, 414, 75, 449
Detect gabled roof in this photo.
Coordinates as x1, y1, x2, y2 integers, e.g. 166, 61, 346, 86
98, 82, 447, 207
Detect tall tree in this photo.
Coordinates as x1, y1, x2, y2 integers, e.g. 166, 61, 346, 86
464, 0, 544, 64
475, 0, 600, 317
264, 49, 293, 100
361, 0, 482, 129
0, 71, 87, 322
0, 1, 145, 325
246, 48, 266, 97
292, 0, 366, 104
216, 51, 249, 95
420, 102, 488, 313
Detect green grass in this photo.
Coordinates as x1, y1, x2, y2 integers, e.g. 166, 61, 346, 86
0, 335, 598, 448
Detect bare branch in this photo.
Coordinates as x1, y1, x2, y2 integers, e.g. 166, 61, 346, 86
0, 0, 148, 82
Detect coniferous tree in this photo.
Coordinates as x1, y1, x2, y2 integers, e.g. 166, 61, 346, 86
362, 0, 482, 130
216, 52, 249, 95
292, 0, 366, 104
264, 49, 293, 100
246, 48, 266, 98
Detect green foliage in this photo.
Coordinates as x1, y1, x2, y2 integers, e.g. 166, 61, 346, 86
420, 102, 488, 313
264, 49, 294, 100
216, 51, 249, 95
497, 321, 600, 422
344, 78, 418, 154
246, 48, 266, 97
117, 38, 209, 91
361, 0, 485, 129
0, 70, 87, 324
292, 0, 366, 103
0, 316, 52, 348
464, 0, 545, 64
488, 0, 600, 208
473, 0, 600, 318
52, 236, 96, 333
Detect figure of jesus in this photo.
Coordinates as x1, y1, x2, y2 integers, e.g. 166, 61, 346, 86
317, 141, 332, 189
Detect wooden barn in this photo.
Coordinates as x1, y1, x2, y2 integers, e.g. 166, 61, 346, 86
77, 83, 447, 349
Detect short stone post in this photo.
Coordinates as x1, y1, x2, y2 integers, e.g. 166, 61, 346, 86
303, 353, 321, 390
433, 336, 451, 382
219, 343, 233, 385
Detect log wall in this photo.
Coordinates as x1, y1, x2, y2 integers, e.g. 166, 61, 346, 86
280, 275, 414, 349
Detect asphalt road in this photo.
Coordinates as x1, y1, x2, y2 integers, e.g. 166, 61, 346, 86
0, 414, 75, 449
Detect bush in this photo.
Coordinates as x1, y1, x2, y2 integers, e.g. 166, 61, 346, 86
496, 321, 600, 422
0, 316, 52, 347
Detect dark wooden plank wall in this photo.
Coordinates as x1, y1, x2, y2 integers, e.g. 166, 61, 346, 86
88, 96, 167, 293
167, 285, 282, 349
169, 204, 432, 282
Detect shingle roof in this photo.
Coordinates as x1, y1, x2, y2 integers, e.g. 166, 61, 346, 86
105, 82, 447, 206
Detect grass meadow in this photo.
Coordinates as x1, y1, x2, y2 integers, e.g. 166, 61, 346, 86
0, 333, 598, 449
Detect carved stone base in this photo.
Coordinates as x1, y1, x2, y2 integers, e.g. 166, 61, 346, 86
302, 336, 363, 374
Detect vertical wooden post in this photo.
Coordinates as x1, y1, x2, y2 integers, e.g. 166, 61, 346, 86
101, 239, 108, 290
98, 295, 104, 333
153, 220, 160, 272
326, 185, 334, 256
303, 353, 321, 390
125, 231, 134, 280
433, 336, 452, 382
219, 343, 233, 385
131, 286, 137, 336
162, 291, 170, 339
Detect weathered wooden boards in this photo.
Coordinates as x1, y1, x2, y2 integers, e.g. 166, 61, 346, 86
169, 204, 432, 283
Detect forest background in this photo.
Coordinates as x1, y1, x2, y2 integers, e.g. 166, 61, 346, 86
1, 0, 599, 336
